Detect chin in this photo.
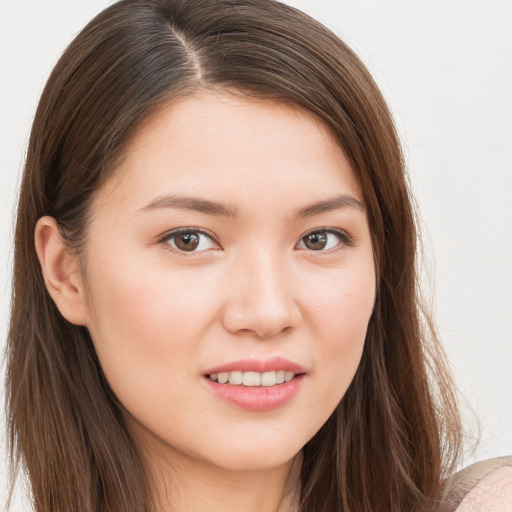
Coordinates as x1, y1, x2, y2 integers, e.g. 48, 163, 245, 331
196, 428, 307, 472
209, 448, 300, 473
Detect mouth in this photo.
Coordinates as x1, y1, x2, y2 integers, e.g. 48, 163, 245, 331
203, 358, 305, 411
207, 370, 298, 387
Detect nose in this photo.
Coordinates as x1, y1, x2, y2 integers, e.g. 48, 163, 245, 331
221, 249, 301, 338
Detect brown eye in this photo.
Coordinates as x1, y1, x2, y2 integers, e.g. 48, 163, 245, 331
174, 232, 200, 251
163, 229, 218, 253
298, 229, 349, 251
303, 232, 328, 250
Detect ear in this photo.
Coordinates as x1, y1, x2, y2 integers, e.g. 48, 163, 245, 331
34, 216, 89, 326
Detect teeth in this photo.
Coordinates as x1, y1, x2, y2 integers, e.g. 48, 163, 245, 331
242, 372, 261, 386
228, 371, 243, 385
209, 370, 298, 387
217, 372, 229, 384
261, 371, 277, 387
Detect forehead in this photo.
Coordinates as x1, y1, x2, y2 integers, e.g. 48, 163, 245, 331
96, 91, 362, 213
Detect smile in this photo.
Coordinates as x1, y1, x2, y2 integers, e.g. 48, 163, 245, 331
203, 358, 305, 411
208, 370, 296, 387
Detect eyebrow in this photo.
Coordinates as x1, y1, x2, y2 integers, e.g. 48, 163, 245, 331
139, 193, 364, 218
139, 195, 239, 218
296, 195, 365, 217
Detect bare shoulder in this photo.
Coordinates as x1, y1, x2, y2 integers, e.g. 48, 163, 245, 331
444, 456, 512, 512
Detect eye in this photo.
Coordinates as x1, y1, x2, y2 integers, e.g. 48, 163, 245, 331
297, 229, 351, 251
161, 229, 219, 253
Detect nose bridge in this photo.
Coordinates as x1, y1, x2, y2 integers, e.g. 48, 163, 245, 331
222, 245, 300, 337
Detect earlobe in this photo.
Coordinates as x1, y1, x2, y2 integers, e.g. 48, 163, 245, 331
34, 216, 89, 326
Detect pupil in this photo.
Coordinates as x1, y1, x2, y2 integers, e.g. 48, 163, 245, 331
176, 233, 199, 251
305, 232, 327, 250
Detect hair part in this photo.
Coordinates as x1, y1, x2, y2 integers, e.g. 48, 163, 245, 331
6, 1, 462, 511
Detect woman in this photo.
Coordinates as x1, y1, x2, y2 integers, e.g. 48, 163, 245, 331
5, 1, 511, 511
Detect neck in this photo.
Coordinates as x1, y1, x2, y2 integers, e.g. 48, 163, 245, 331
125, 409, 303, 512
130, 423, 299, 512
149, 450, 296, 512
161, 459, 294, 512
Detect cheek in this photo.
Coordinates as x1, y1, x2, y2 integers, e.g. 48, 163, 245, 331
83, 253, 220, 397
304, 261, 375, 391
307, 258, 375, 336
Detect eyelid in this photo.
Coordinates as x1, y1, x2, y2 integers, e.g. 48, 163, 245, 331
296, 227, 354, 251
157, 227, 222, 253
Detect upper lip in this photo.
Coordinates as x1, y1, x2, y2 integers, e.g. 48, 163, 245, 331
204, 357, 305, 375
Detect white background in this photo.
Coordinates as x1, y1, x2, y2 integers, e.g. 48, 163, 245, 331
1, 1, 511, 509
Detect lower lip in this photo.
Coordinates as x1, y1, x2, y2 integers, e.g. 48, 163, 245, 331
204, 375, 304, 412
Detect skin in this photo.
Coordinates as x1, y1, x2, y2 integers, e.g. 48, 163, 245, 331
36, 92, 376, 512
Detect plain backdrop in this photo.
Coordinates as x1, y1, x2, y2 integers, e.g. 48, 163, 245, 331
1, 1, 511, 509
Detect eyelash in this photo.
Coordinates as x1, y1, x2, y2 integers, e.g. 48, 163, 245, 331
158, 228, 220, 254
297, 228, 354, 252
158, 227, 354, 254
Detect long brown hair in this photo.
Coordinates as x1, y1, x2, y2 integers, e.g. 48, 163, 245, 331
6, 1, 463, 510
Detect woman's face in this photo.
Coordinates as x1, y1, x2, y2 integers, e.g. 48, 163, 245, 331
80, 92, 376, 472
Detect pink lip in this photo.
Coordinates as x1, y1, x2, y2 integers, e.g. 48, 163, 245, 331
204, 375, 304, 412
204, 357, 305, 375
203, 357, 306, 412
